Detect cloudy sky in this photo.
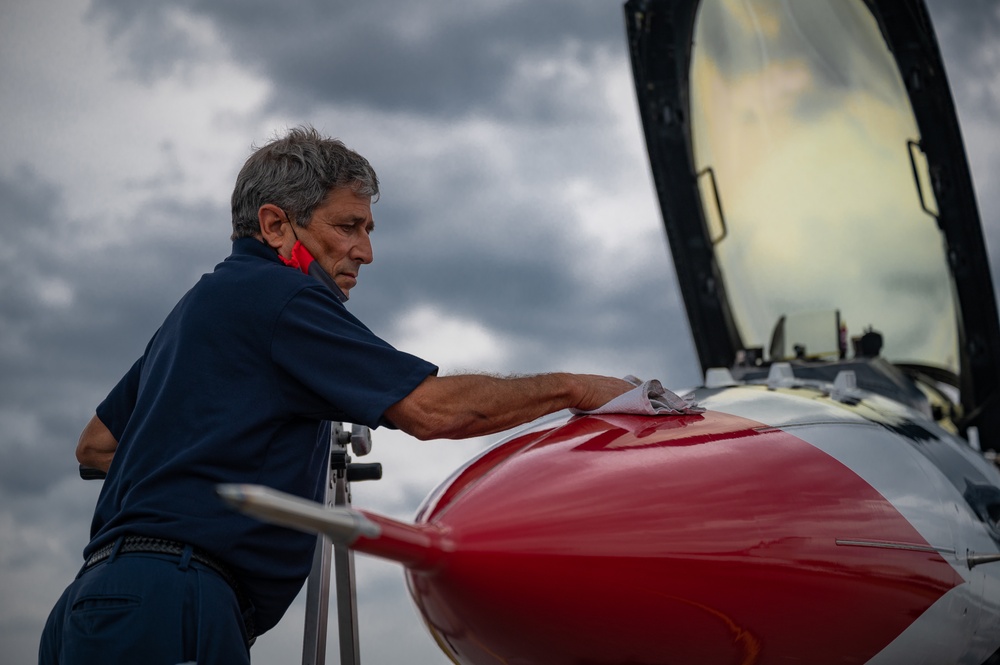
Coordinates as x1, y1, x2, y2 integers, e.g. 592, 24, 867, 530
1, 0, 997, 663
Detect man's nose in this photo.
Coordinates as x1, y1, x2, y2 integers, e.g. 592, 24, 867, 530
353, 230, 373, 264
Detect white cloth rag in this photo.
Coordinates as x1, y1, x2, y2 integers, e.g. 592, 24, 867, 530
571, 375, 705, 416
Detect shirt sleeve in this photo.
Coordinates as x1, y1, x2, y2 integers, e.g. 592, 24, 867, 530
95, 355, 145, 440
271, 286, 438, 428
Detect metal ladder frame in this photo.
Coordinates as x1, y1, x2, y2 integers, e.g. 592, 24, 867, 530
301, 422, 378, 665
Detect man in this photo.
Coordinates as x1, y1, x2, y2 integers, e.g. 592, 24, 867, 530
39, 126, 632, 664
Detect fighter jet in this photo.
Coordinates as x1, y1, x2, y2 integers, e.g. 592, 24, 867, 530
222, 0, 1000, 662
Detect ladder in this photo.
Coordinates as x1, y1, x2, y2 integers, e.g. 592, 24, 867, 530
301, 422, 381, 665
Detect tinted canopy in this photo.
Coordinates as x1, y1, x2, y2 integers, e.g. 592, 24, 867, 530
626, 0, 1000, 443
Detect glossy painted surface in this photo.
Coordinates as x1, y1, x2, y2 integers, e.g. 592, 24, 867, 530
394, 390, 968, 665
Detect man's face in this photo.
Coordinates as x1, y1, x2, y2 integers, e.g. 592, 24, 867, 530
294, 187, 375, 297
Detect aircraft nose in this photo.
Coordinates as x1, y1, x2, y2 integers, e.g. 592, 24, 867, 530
395, 409, 959, 665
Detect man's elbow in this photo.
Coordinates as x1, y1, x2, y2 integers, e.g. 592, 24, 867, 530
389, 410, 453, 441
385, 399, 474, 441
76, 414, 118, 471
76, 442, 113, 472
76, 441, 102, 466
385, 375, 494, 441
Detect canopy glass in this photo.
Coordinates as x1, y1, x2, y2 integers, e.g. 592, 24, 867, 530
689, 0, 957, 374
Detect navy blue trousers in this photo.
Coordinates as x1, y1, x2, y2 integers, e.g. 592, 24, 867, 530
39, 545, 252, 665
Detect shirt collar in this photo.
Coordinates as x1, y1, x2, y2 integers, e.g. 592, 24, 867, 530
231, 237, 348, 303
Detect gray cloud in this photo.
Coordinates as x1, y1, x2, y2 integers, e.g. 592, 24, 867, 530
88, 0, 626, 119
928, 0, 1000, 112
0, 164, 230, 498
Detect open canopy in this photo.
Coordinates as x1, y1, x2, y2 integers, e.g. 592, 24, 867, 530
626, 0, 1000, 444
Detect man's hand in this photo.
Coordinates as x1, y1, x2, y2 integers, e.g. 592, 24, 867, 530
571, 374, 638, 412
76, 414, 118, 473
384, 373, 634, 441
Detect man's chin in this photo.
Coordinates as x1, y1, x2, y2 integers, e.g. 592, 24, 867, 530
336, 276, 357, 293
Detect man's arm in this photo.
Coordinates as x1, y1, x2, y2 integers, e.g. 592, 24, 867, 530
384, 373, 633, 440
76, 414, 119, 473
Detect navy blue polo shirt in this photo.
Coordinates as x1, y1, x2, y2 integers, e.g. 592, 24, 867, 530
86, 237, 437, 634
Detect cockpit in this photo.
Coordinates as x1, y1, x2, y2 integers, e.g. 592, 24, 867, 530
689, 1, 957, 379
625, 0, 1000, 448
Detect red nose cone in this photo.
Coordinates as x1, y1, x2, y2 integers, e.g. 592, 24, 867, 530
405, 410, 960, 665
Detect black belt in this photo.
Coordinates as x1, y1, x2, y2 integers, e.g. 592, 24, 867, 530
84, 535, 256, 644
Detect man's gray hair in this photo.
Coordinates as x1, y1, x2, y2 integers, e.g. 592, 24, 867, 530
230, 126, 379, 240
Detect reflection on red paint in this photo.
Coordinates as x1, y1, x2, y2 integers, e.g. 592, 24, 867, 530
399, 410, 960, 665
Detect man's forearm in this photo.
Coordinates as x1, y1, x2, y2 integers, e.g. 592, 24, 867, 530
76, 414, 118, 472
385, 373, 632, 440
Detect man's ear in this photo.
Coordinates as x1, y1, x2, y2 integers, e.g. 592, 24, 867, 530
258, 204, 289, 251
